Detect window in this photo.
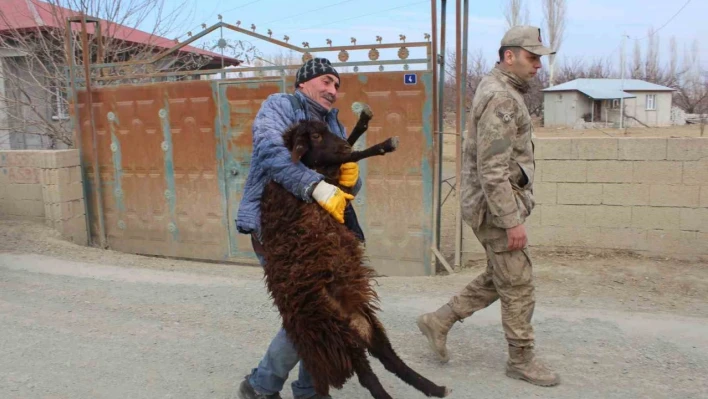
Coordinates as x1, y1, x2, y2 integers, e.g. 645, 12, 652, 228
646, 94, 656, 110
51, 86, 70, 121
611, 99, 621, 109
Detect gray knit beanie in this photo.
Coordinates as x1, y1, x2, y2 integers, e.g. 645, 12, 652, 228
294, 57, 340, 88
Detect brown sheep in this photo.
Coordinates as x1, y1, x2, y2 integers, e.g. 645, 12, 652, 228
258, 107, 451, 399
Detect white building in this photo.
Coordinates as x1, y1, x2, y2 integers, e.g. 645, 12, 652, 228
542, 79, 675, 128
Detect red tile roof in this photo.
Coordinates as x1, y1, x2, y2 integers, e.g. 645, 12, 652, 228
0, 0, 240, 65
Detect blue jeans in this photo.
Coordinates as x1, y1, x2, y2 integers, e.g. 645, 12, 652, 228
248, 243, 317, 398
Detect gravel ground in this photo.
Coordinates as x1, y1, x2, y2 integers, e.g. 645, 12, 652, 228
1, 220, 707, 399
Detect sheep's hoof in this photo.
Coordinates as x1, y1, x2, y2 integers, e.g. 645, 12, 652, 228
388, 136, 399, 151
352, 102, 373, 119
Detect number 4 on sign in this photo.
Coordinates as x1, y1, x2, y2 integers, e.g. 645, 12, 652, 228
404, 73, 417, 85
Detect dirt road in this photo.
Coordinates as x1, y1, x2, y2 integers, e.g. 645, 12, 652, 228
1, 220, 707, 399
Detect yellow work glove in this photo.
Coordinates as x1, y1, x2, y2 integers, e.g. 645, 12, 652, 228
339, 162, 359, 188
312, 181, 354, 223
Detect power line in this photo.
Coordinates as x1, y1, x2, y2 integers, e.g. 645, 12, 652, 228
605, 0, 692, 74
177, 0, 225, 40
606, 42, 623, 60
632, 0, 692, 41
201, 0, 225, 26
291, 0, 429, 33
175, 0, 264, 41
263, 0, 357, 26
220, 0, 265, 15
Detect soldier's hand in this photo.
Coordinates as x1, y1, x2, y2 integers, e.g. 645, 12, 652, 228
506, 224, 527, 251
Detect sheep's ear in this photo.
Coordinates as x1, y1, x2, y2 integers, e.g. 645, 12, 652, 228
291, 142, 308, 162
291, 129, 310, 162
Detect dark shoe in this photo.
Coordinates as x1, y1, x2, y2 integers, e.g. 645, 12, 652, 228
236, 376, 283, 399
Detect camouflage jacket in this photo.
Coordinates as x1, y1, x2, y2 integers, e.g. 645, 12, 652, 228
460, 65, 536, 234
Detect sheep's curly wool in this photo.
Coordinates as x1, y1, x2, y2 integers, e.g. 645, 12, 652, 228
257, 118, 448, 399
260, 181, 379, 394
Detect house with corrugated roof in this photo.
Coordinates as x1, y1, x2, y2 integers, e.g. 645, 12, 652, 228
542, 79, 676, 128
0, 0, 241, 150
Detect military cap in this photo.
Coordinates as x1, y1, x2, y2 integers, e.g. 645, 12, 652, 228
501, 25, 555, 56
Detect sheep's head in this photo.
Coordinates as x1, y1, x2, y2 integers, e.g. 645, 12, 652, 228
283, 120, 351, 168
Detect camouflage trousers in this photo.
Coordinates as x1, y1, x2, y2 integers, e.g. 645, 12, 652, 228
446, 226, 536, 347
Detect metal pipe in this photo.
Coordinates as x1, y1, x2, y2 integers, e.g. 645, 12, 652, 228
304, 41, 431, 53
149, 22, 225, 63
65, 17, 93, 246
434, 0, 446, 255
432, 246, 454, 275
79, 14, 107, 249
430, 0, 440, 272
454, 0, 469, 269
92, 59, 430, 82
451, 0, 462, 272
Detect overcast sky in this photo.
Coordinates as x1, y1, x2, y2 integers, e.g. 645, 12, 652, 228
162, 0, 706, 71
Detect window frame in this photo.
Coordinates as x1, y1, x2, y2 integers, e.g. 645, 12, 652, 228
646, 94, 656, 111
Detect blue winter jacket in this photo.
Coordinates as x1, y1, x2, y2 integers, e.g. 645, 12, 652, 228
235, 89, 362, 237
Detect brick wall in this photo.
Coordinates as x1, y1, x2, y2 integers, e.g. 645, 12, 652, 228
461, 137, 708, 260
0, 150, 88, 245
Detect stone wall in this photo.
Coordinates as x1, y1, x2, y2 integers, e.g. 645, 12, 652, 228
3, 140, 708, 262
0, 150, 87, 245
461, 137, 708, 261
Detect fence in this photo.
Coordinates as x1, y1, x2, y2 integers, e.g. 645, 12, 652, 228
0, 149, 88, 245
457, 137, 708, 262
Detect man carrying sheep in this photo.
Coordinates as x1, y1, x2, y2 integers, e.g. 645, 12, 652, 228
234, 58, 361, 399
416, 25, 560, 387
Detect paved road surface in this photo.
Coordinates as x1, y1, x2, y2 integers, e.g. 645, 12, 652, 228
1, 253, 706, 399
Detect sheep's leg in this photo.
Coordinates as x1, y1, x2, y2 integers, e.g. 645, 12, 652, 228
342, 137, 399, 163
353, 348, 393, 399
347, 106, 373, 146
367, 321, 450, 398
321, 289, 374, 344
320, 137, 398, 167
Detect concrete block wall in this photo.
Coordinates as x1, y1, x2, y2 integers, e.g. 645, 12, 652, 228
0, 152, 45, 222
0, 150, 88, 245
461, 137, 708, 261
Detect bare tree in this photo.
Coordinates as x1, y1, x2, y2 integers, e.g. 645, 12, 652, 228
622, 29, 682, 87
442, 48, 549, 119
645, 28, 660, 83
587, 57, 616, 79
0, 0, 233, 149
466, 49, 491, 96
674, 40, 707, 119
631, 40, 643, 79
503, 0, 529, 29
542, 0, 566, 86
668, 36, 678, 87
555, 57, 585, 82
525, 69, 548, 117
555, 56, 616, 84
441, 50, 491, 122
250, 50, 303, 77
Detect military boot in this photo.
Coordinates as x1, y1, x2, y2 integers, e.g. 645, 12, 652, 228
416, 304, 459, 363
505, 345, 560, 387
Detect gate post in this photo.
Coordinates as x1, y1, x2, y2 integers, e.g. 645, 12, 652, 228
66, 14, 108, 248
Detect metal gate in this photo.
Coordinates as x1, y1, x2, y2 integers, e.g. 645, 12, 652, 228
69, 19, 437, 275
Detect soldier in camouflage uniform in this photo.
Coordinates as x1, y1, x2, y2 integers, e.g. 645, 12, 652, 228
416, 25, 560, 387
